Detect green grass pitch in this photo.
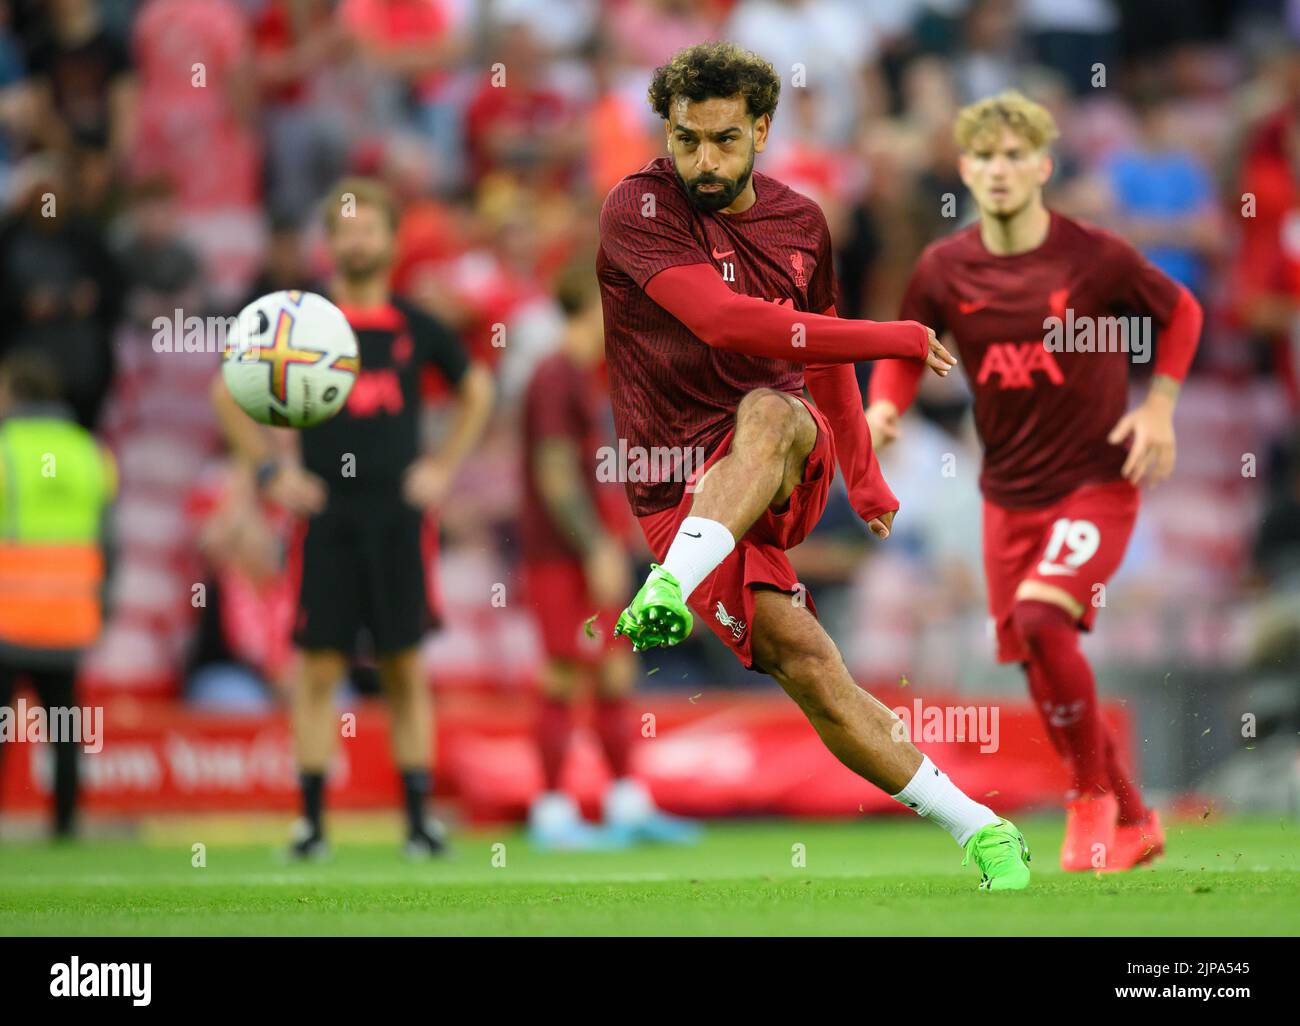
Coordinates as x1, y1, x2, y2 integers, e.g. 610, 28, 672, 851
0, 815, 1297, 935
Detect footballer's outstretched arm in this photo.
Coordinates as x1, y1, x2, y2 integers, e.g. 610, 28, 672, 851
643, 263, 954, 371
803, 305, 900, 535
864, 248, 947, 451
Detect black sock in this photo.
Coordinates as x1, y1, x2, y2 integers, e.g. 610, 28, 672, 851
52, 737, 79, 838
300, 771, 325, 836
401, 769, 431, 837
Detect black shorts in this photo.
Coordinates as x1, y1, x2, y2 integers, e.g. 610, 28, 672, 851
291, 496, 441, 656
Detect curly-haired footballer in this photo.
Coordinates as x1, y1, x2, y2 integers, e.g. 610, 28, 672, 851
597, 42, 1031, 889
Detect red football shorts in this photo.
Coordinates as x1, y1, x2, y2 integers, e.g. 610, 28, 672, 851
637, 394, 835, 669
982, 478, 1140, 663
522, 559, 622, 664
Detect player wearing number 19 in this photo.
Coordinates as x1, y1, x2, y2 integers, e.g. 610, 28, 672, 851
867, 92, 1203, 872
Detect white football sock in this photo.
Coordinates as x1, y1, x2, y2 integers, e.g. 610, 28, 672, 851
892, 755, 999, 846
603, 777, 653, 826
528, 791, 580, 831
661, 516, 735, 601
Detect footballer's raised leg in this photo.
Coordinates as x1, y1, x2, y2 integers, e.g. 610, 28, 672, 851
615, 388, 815, 649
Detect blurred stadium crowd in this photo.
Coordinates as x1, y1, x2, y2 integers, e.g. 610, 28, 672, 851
0, 0, 1297, 718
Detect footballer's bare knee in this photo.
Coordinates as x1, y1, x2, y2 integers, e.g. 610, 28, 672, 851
539, 660, 582, 701
595, 648, 635, 699
300, 650, 346, 700
1014, 579, 1084, 618
378, 648, 425, 700
734, 389, 815, 505
735, 389, 813, 462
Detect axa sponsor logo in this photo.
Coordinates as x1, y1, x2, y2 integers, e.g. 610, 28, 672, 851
975, 341, 1065, 389
346, 369, 404, 416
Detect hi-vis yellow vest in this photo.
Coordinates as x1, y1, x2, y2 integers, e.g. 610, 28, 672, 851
0, 414, 114, 652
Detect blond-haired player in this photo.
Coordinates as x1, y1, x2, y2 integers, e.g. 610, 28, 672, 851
868, 92, 1203, 871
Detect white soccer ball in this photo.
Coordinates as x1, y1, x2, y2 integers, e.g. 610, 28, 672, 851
222, 290, 359, 428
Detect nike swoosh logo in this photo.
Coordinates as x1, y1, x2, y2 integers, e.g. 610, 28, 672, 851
958, 299, 988, 314
681, 531, 702, 538
1036, 562, 1078, 577
711, 247, 735, 259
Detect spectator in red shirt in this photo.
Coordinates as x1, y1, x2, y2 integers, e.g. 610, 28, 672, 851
130, 0, 259, 213
341, 0, 469, 190
253, 0, 352, 225
1233, 99, 1300, 409
464, 20, 583, 189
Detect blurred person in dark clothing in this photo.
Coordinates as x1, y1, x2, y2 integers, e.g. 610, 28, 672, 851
213, 177, 495, 861
0, 351, 116, 838
23, 0, 134, 160
238, 212, 322, 312
0, 151, 121, 430
1247, 431, 1300, 669
1254, 430, 1300, 587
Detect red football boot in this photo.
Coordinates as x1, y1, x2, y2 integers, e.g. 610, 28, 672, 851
1061, 792, 1118, 872
1106, 810, 1165, 871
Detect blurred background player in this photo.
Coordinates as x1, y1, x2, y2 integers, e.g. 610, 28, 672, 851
519, 259, 699, 850
867, 92, 1202, 872
212, 177, 493, 859
0, 351, 115, 839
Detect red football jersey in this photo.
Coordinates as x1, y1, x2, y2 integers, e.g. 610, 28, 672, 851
895, 212, 1182, 509
597, 157, 837, 515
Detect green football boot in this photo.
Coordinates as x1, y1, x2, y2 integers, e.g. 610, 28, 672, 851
962, 818, 1032, 891
613, 564, 694, 651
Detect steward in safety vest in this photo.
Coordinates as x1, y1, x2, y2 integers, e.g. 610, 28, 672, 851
0, 354, 116, 667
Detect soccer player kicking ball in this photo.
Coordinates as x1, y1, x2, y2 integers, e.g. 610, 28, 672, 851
214, 178, 494, 860
867, 92, 1202, 872
599, 42, 1030, 891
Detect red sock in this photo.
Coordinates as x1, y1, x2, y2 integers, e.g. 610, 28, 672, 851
594, 695, 633, 779
536, 697, 572, 791
1012, 600, 1109, 798
1103, 726, 1150, 825
1022, 660, 1069, 759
